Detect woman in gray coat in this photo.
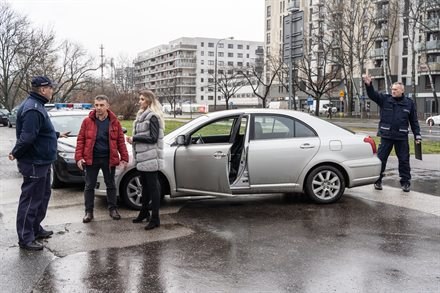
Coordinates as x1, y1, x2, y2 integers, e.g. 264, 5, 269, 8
126, 89, 164, 230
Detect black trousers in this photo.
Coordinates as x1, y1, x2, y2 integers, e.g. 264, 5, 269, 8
16, 162, 51, 245
139, 171, 160, 222
377, 137, 410, 185
84, 157, 117, 212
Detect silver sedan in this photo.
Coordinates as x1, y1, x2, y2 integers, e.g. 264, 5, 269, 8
96, 109, 381, 209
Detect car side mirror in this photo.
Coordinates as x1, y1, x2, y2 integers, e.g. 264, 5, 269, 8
122, 127, 127, 134
176, 135, 187, 145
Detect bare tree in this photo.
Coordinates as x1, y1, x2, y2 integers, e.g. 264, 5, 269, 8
212, 66, 247, 109
0, 3, 55, 110
294, 37, 341, 116
50, 40, 100, 102
326, 0, 378, 116
242, 54, 283, 108
406, 0, 439, 113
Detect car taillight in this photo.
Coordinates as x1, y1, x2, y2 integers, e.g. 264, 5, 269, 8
363, 136, 377, 154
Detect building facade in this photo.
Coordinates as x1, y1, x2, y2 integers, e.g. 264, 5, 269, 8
265, 0, 440, 117
134, 37, 264, 110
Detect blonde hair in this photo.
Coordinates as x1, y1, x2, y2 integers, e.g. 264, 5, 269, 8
138, 89, 165, 128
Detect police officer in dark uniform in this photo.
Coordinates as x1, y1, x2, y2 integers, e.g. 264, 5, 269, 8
9, 76, 69, 251
362, 74, 421, 192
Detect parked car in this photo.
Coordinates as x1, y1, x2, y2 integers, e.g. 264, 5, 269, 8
0, 108, 10, 126
426, 114, 440, 126
96, 109, 381, 210
48, 103, 92, 188
7, 107, 18, 127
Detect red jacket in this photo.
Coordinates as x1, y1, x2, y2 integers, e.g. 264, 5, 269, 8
75, 109, 129, 166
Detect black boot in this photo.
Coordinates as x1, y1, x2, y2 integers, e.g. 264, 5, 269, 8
144, 220, 160, 230
132, 209, 150, 223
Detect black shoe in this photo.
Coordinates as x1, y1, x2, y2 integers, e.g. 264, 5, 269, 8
19, 241, 43, 251
402, 183, 411, 192
35, 229, 53, 240
83, 212, 94, 223
132, 211, 150, 223
109, 209, 121, 220
145, 221, 160, 230
374, 181, 383, 190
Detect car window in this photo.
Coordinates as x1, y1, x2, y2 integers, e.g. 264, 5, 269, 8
50, 115, 87, 136
253, 115, 316, 139
190, 117, 236, 144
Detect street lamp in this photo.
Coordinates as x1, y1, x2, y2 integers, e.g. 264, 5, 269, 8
214, 37, 233, 111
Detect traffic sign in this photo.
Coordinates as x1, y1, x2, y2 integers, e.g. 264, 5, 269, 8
339, 90, 344, 97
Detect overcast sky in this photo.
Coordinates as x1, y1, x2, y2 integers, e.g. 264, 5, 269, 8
8, 0, 264, 63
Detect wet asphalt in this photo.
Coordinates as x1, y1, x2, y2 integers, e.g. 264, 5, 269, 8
1, 123, 439, 293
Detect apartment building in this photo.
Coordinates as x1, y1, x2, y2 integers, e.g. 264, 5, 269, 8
134, 37, 264, 110
265, 0, 440, 116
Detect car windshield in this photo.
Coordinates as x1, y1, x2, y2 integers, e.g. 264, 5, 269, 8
50, 115, 87, 136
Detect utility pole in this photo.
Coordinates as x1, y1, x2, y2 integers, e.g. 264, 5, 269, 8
100, 44, 105, 92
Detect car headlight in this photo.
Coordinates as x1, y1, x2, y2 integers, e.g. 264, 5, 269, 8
59, 151, 75, 161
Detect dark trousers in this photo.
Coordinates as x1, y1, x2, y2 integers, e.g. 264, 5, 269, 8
377, 137, 411, 185
16, 162, 51, 245
140, 171, 160, 222
84, 157, 117, 212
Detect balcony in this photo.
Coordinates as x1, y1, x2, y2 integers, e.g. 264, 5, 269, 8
369, 48, 386, 59
418, 40, 440, 52
419, 62, 440, 74
424, 19, 440, 31
368, 67, 385, 77
375, 9, 388, 20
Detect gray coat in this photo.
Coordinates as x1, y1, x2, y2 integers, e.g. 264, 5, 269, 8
132, 109, 164, 172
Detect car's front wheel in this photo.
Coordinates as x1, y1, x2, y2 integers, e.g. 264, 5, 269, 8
304, 165, 345, 204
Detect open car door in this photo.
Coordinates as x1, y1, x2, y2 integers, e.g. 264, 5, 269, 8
174, 114, 244, 196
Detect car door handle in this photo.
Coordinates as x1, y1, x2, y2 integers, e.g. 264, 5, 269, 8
300, 143, 315, 149
213, 151, 227, 159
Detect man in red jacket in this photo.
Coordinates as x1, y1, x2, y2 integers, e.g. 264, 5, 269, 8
75, 95, 129, 223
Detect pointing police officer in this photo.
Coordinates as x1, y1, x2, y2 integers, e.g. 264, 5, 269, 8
9, 76, 69, 251
362, 74, 421, 193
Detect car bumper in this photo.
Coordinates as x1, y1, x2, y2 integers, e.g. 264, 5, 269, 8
53, 157, 84, 184
342, 157, 381, 188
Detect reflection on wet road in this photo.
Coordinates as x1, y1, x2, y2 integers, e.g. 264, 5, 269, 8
34, 195, 440, 292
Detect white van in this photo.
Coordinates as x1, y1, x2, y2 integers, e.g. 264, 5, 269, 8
308, 100, 337, 115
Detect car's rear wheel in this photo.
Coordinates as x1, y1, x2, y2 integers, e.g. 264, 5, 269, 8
304, 165, 345, 204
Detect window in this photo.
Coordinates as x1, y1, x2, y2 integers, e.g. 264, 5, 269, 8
267, 32, 271, 44
201, 42, 204, 47
247, 45, 250, 50
208, 96, 214, 100
208, 51, 214, 57
218, 69, 224, 74
218, 61, 224, 66
267, 19, 271, 30
201, 95, 204, 100
238, 53, 243, 58
228, 52, 234, 57
208, 60, 214, 65
208, 78, 214, 83
253, 115, 316, 140
228, 44, 234, 49
237, 62, 243, 66
201, 78, 204, 82
218, 43, 224, 48
247, 54, 249, 58
201, 69, 204, 73
238, 44, 243, 49
201, 87, 204, 91
266, 5, 271, 17
201, 51, 205, 56
228, 61, 234, 66
208, 42, 214, 47
218, 52, 224, 57
201, 60, 204, 65
208, 69, 214, 74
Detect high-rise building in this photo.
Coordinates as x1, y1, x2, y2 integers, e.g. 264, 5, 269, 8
265, 0, 439, 116
134, 37, 263, 110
